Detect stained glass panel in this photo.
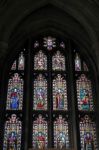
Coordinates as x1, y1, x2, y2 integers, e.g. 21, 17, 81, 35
32, 115, 48, 149
18, 52, 24, 70
3, 114, 22, 150
76, 74, 94, 111
34, 51, 47, 70
33, 74, 47, 110
34, 41, 39, 48
60, 42, 65, 49
43, 36, 56, 50
54, 115, 69, 149
75, 53, 81, 71
52, 51, 65, 71
80, 115, 98, 150
83, 62, 89, 71
11, 61, 16, 70
53, 74, 67, 110
6, 73, 23, 110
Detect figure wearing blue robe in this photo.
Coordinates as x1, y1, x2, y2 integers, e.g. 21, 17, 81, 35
10, 88, 19, 109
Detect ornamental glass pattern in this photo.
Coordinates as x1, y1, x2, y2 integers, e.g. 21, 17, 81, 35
76, 74, 94, 111
53, 74, 67, 110
32, 115, 48, 149
3, 114, 22, 150
6, 73, 23, 110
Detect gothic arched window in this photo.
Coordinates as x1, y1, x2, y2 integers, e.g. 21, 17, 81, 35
2, 36, 98, 150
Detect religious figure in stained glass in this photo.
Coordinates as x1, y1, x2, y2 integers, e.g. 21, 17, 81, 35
18, 52, 24, 70
43, 36, 56, 50
32, 115, 48, 149
80, 115, 97, 150
34, 51, 47, 70
76, 74, 94, 111
3, 114, 22, 150
33, 74, 47, 110
53, 74, 67, 110
54, 115, 69, 149
11, 61, 16, 70
75, 53, 81, 71
52, 51, 65, 71
6, 73, 23, 110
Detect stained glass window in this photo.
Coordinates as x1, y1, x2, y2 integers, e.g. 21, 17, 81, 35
76, 74, 94, 111
32, 115, 48, 149
75, 53, 81, 71
80, 115, 98, 150
2, 36, 98, 150
54, 115, 69, 149
52, 51, 65, 71
11, 61, 16, 70
53, 74, 67, 110
34, 51, 47, 70
33, 74, 47, 110
18, 52, 25, 70
3, 114, 22, 150
6, 73, 23, 110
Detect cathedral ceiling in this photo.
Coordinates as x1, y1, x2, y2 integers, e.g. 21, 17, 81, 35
0, 0, 99, 73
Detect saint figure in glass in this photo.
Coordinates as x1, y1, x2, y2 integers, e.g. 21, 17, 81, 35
80, 115, 98, 150
54, 115, 69, 149
32, 115, 48, 149
34, 51, 47, 70
53, 74, 67, 110
33, 74, 47, 110
52, 51, 65, 71
3, 114, 22, 150
6, 73, 23, 110
76, 74, 94, 111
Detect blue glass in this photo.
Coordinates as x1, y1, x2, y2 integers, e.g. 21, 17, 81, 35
10, 88, 19, 109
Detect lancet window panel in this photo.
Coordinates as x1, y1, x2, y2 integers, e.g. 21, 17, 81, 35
54, 115, 69, 149
83, 61, 89, 72
6, 73, 23, 110
11, 61, 17, 70
33, 74, 47, 110
32, 115, 48, 149
76, 74, 94, 111
53, 74, 67, 110
3, 114, 22, 150
52, 51, 66, 71
79, 115, 98, 150
18, 52, 25, 70
34, 51, 47, 70
75, 53, 81, 71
